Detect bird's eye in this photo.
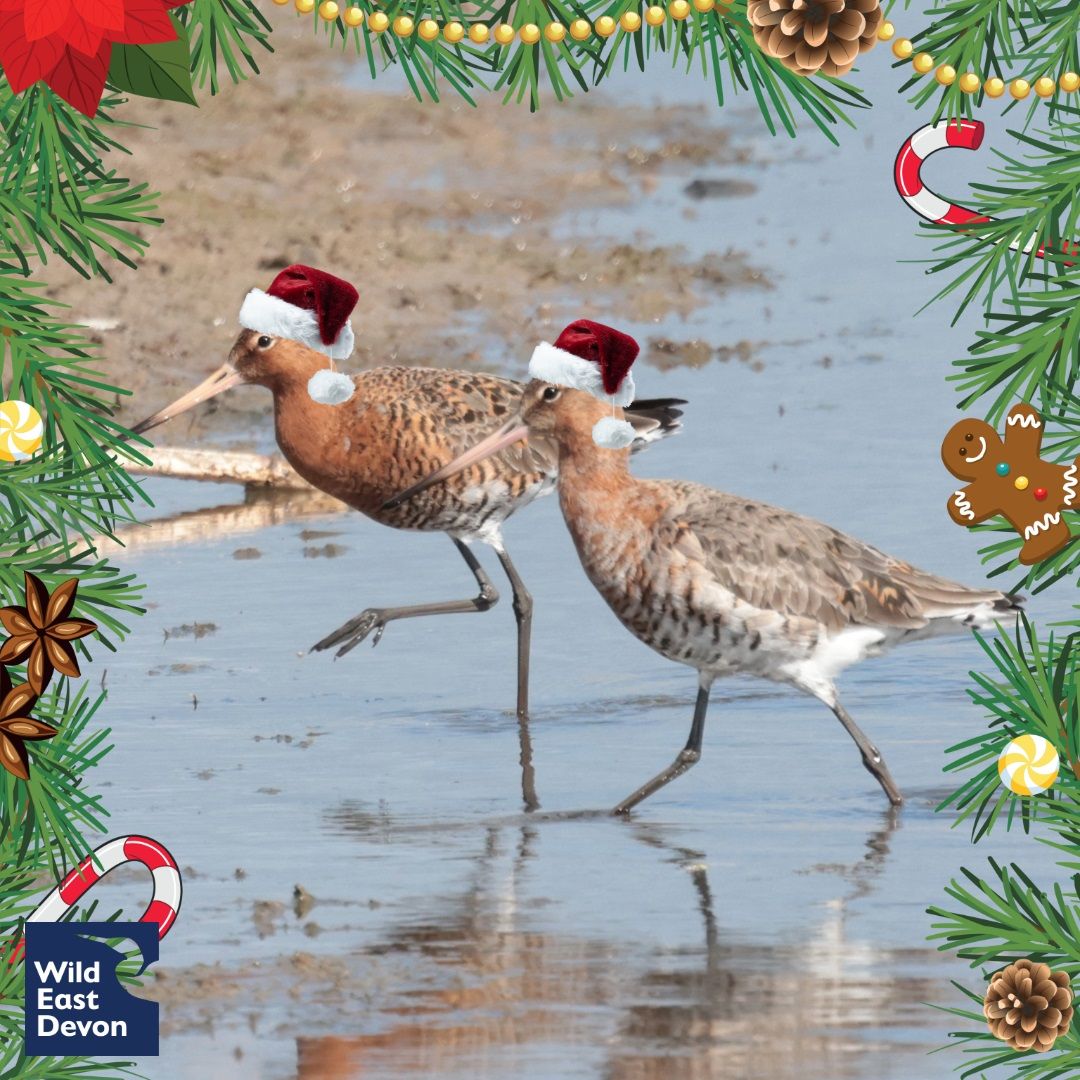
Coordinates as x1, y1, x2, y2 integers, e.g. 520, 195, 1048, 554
542, 386, 560, 402
257, 335, 273, 349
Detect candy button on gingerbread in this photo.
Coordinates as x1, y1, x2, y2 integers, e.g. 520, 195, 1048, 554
941, 403, 1080, 565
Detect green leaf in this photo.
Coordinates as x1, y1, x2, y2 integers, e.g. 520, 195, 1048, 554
108, 16, 197, 106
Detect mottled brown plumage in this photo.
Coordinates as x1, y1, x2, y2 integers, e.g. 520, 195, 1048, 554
389, 381, 1023, 813
132, 334, 682, 798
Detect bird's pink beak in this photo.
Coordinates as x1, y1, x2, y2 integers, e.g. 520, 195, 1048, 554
382, 417, 529, 510
132, 363, 244, 435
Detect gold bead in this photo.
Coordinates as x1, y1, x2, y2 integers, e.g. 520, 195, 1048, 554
318, 0, 338, 19
1061, 72, 1080, 93
935, 64, 956, 86
569, 17, 591, 39
692, 0, 714, 11
368, 10, 389, 31
392, 14, 413, 35
273, 0, 290, 6
670, 0, 691, 19
620, 10, 642, 30
1014, 475, 1030, 491
877, 20, 894, 41
494, 22, 515, 44
544, 21, 566, 41
443, 20, 464, 41
912, 52, 934, 75
1010, 78, 1030, 99
958, 72, 980, 93
468, 23, 489, 43
595, 14, 616, 35
519, 22, 540, 43
1034, 76, 1056, 98
417, 17, 439, 40
891, 38, 912, 60
645, 4, 665, 24
984, 76, 1005, 97
295, 0, 315, 12
342, 4, 364, 25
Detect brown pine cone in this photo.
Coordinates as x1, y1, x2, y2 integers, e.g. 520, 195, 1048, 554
983, 959, 1073, 1052
747, 0, 883, 77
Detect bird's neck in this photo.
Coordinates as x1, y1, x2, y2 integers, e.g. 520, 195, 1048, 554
271, 379, 361, 497
556, 427, 635, 525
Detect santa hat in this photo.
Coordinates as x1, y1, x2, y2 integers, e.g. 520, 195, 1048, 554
528, 319, 639, 448
238, 264, 358, 405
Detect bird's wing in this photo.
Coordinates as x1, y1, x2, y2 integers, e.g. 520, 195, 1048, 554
655, 480, 1002, 632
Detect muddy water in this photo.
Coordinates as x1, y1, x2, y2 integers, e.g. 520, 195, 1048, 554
90, 40, 1071, 1080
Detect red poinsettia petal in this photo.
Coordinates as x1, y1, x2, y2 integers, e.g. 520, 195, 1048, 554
60, 10, 104, 57
23, 0, 71, 41
45, 40, 110, 117
23, 573, 49, 629
112, 0, 176, 44
0, 12, 52, 91
77, 0, 125, 32
44, 577, 78, 626
164, 0, 194, 7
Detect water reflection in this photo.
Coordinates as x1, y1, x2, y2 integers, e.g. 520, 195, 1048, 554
294, 807, 939, 1080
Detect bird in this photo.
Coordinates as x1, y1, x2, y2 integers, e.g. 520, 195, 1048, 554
131, 267, 684, 740
385, 318, 1023, 813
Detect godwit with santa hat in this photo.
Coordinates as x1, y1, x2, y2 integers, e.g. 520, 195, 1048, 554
132, 266, 684, 777
387, 320, 1024, 812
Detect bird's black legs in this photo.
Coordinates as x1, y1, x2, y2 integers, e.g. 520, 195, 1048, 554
311, 537, 499, 658
494, 544, 538, 812
831, 699, 904, 807
612, 677, 713, 815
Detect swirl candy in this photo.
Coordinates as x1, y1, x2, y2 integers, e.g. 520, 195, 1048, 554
0, 399, 43, 462
998, 734, 1060, 796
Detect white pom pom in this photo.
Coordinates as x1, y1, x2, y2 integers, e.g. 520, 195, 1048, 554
592, 415, 636, 449
308, 369, 355, 405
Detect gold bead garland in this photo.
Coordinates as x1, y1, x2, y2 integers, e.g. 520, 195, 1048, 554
307, 0, 734, 43
298, 0, 1080, 98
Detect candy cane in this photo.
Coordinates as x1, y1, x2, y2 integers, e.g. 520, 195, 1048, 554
894, 118, 1074, 262
6, 835, 181, 965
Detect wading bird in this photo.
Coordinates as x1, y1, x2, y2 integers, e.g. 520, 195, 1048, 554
386, 319, 1022, 812
132, 267, 683, 736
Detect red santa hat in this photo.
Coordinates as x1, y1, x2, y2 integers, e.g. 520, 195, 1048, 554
528, 319, 639, 448
238, 264, 358, 405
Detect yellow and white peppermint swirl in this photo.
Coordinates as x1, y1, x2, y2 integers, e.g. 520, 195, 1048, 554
998, 734, 1059, 796
0, 399, 43, 462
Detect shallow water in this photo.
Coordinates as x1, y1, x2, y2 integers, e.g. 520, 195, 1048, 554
85, 34, 1075, 1080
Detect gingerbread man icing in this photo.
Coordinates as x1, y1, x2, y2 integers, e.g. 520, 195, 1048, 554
942, 403, 1079, 565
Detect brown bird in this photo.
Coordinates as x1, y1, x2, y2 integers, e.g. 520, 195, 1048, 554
132, 268, 683, 741
386, 320, 1023, 813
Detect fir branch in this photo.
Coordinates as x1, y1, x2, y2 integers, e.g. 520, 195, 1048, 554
178, 0, 275, 94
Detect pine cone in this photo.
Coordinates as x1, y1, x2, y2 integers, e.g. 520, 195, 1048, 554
984, 959, 1073, 1052
747, 0, 882, 77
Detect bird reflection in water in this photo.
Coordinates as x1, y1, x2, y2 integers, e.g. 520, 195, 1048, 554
296, 806, 941, 1080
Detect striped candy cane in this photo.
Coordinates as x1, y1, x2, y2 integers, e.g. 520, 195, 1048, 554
6, 835, 181, 965
894, 118, 1074, 262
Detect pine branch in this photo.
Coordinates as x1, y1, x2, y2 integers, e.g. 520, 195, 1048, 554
178, 0, 275, 94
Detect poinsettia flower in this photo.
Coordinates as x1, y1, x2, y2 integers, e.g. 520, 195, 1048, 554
0, 0, 193, 117
0, 572, 97, 694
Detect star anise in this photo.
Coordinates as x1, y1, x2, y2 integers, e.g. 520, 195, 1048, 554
0, 573, 97, 695
0, 666, 56, 781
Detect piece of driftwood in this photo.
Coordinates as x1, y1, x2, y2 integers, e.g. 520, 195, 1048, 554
125, 446, 313, 490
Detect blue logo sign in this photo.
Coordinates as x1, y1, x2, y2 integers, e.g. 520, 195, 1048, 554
24, 921, 160, 1057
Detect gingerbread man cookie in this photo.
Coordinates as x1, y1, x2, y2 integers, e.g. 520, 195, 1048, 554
942, 403, 1080, 565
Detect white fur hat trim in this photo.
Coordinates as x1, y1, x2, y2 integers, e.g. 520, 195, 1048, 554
528, 341, 635, 407
239, 288, 355, 362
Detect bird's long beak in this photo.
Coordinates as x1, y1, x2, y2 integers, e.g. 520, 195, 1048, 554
382, 417, 529, 510
131, 363, 243, 435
